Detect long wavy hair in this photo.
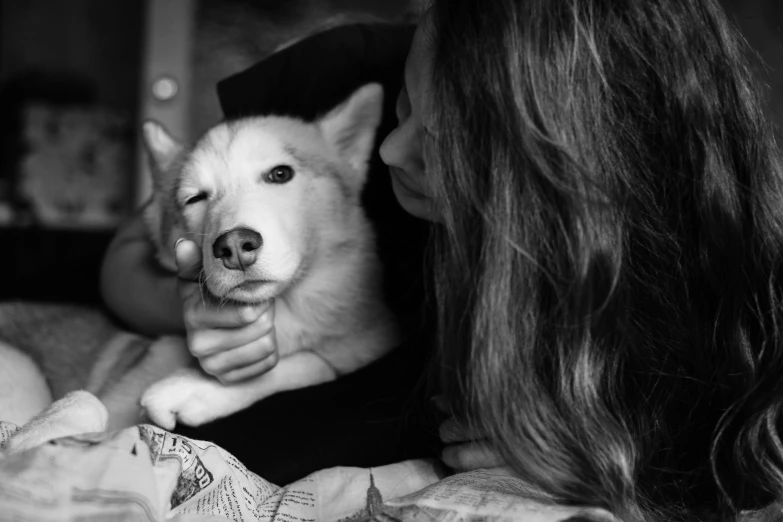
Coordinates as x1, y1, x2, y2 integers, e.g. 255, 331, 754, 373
426, 0, 783, 520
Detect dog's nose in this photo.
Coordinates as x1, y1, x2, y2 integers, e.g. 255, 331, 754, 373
212, 227, 262, 270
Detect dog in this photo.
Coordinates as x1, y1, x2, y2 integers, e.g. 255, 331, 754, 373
0, 83, 400, 433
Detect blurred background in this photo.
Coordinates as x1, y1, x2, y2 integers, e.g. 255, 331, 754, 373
0, 0, 779, 304
0, 0, 419, 303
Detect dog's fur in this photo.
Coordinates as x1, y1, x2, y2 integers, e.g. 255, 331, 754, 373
0, 83, 400, 433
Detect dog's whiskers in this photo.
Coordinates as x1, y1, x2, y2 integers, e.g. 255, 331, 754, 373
198, 268, 211, 310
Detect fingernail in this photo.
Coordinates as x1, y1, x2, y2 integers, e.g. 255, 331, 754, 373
174, 238, 185, 251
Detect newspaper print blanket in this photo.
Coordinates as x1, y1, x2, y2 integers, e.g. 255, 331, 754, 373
0, 394, 618, 521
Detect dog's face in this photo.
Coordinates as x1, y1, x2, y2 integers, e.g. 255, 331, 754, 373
141, 83, 383, 304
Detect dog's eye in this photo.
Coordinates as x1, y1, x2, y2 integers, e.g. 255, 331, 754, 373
266, 165, 294, 184
185, 192, 208, 205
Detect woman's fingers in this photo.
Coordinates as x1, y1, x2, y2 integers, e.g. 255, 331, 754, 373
183, 298, 271, 329
199, 333, 278, 377
174, 238, 202, 281
186, 306, 274, 357
437, 414, 514, 475
441, 440, 507, 472
215, 351, 281, 384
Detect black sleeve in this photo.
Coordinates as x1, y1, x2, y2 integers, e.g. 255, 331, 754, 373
174, 23, 441, 487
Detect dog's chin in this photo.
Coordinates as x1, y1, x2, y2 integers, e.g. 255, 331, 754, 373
205, 279, 285, 305
203, 258, 304, 304
227, 280, 283, 304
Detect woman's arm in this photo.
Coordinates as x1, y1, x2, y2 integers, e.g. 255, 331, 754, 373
99, 208, 185, 336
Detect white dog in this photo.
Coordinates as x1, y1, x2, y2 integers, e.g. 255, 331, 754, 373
138, 82, 400, 429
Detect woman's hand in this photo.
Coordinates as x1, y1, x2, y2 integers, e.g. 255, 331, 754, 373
436, 400, 517, 477
175, 238, 279, 384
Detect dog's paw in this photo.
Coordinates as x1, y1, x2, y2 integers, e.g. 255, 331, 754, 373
141, 398, 177, 432
140, 369, 229, 430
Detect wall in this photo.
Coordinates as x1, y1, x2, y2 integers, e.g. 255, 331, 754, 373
0, 0, 144, 112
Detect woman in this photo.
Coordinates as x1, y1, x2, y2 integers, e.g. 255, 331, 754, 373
102, 0, 783, 519
384, 0, 783, 520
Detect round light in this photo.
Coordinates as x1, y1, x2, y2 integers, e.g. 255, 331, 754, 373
152, 76, 178, 101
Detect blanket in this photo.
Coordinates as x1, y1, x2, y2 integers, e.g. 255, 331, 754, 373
0, 392, 616, 521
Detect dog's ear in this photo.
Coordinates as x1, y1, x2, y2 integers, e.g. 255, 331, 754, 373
318, 83, 384, 178
140, 120, 184, 273
141, 120, 184, 189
